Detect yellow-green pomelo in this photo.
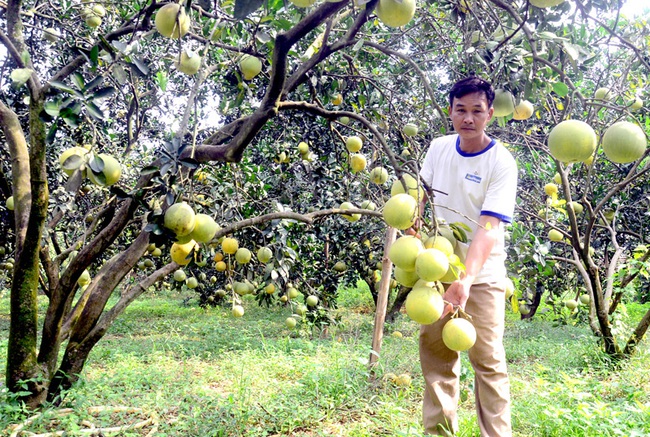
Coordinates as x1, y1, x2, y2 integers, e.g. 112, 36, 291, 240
285, 317, 297, 329
257, 246, 273, 263
221, 237, 239, 255
391, 174, 424, 201
442, 318, 476, 351
186, 277, 199, 289
340, 201, 361, 222
388, 235, 423, 272
568, 201, 583, 214
375, 0, 416, 28
173, 269, 187, 282
297, 141, 309, 155
565, 299, 578, 310
288, 287, 300, 299
189, 213, 218, 243
235, 248, 252, 264
439, 264, 460, 284
87, 154, 122, 186
544, 183, 558, 197
394, 267, 419, 287
155, 3, 190, 39
164, 202, 196, 237
548, 120, 597, 163
415, 248, 450, 282
529, 0, 565, 7
333, 261, 347, 272
629, 97, 643, 111
437, 227, 457, 249
370, 167, 389, 184
548, 229, 563, 242
240, 55, 262, 80
232, 305, 245, 317
405, 285, 444, 324
579, 294, 590, 305
513, 100, 534, 120
346, 136, 363, 152
6, 196, 14, 211
59, 146, 88, 175
403, 123, 418, 137
594, 87, 613, 101
289, 0, 317, 7
170, 240, 196, 265
424, 235, 453, 256
360, 200, 377, 211
350, 153, 367, 173
492, 89, 515, 117
383, 193, 418, 230
306, 295, 319, 307
77, 269, 91, 286
601, 121, 647, 164
177, 51, 201, 75
553, 172, 562, 185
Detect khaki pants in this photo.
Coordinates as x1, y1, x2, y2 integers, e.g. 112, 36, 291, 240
419, 282, 512, 436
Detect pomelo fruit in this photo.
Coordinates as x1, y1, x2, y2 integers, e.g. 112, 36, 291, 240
383, 193, 418, 230
370, 167, 389, 184
375, 0, 416, 28
548, 120, 597, 163
601, 121, 647, 164
492, 89, 515, 117
221, 237, 239, 254
257, 246, 273, 263
442, 318, 476, 351
87, 154, 122, 186
240, 55, 262, 80
513, 100, 534, 120
388, 235, 423, 272
155, 3, 190, 39
415, 248, 450, 282
189, 213, 218, 243
170, 240, 196, 265
164, 202, 196, 237
405, 285, 444, 324
345, 136, 363, 152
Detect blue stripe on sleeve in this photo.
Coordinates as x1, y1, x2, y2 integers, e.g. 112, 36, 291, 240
481, 210, 512, 223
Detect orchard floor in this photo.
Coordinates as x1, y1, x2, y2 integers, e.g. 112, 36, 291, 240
0, 284, 649, 437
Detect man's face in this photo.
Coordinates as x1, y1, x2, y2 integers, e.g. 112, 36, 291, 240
449, 92, 494, 142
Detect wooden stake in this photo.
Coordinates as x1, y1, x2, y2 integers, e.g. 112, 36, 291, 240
369, 226, 397, 372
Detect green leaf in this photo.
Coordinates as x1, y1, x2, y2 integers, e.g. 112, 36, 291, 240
83, 101, 105, 120
50, 81, 84, 98
91, 86, 116, 100
552, 82, 569, 97
44, 100, 60, 117
155, 71, 168, 92
72, 72, 85, 90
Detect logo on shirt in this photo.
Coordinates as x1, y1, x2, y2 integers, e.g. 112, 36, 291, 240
465, 172, 482, 183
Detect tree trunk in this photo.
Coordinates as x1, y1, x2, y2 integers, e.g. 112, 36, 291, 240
47, 230, 152, 402
385, 286, 409, 324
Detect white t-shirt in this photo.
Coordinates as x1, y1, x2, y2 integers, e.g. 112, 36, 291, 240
420, 134, 518, 284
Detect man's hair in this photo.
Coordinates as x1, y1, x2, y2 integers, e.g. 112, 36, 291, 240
448, 76, 495, 108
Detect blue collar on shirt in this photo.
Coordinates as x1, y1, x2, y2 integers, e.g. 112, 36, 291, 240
455, 135, 496, 157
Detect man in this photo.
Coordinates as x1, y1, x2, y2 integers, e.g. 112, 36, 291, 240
418, 76, 518, 436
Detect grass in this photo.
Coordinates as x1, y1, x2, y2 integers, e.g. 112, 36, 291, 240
0, 284, 649, 436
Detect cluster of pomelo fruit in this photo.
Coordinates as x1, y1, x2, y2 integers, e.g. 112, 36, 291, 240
59, 146, 122, 187
164, 202, 219, 266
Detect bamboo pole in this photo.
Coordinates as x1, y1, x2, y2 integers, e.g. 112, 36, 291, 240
369, 226, 397, 372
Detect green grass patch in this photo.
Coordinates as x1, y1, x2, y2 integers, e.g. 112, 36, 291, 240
0, 287, 648, 436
